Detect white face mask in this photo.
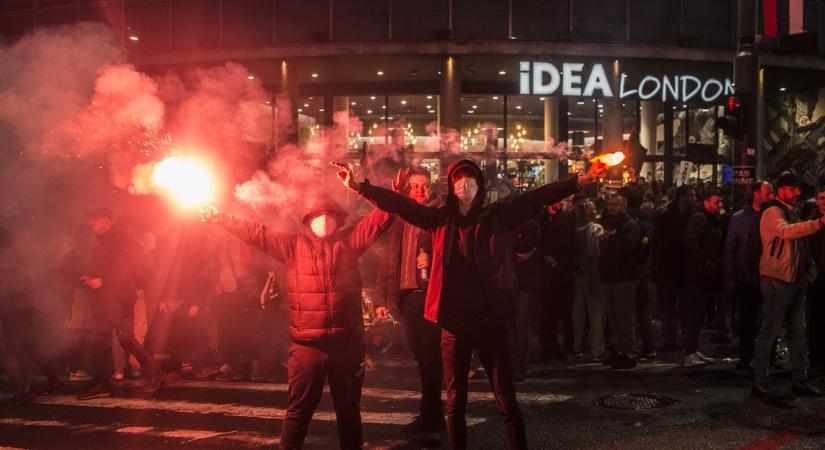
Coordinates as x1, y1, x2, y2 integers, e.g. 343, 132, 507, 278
453, 177, 478, 205
310, 214, 338, 238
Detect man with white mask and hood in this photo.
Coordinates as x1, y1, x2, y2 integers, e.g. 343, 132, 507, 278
334, 158, 606, 450
200, 194, 390, 450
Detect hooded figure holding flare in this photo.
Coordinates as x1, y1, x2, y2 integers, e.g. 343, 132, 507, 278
333, 158, 606, 450
200, 195, 390, 450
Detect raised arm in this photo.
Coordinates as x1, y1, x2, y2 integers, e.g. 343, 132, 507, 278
492, 160, 607, 230
332, 162, 443, 231
200, 206, 295, 263
348, 206, 393, 254
762, 206, 824, 240
493, 175, 579, 230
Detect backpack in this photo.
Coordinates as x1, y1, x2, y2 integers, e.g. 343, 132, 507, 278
744, 201, 786, 274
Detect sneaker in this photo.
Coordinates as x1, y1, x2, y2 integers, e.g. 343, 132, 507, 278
77, 383, 111, 400
401, 416, 431, 434
684, 353, 707, 368
751, 382, 770, 398
196, 365, 221, 380
69, 370, 93, 382
696, 352, 716, 363
792, 381, 823, 397
401, 415, 444, 434
142, 367, 165, 393
610, 354, 637, 369
110, 371, 124, 382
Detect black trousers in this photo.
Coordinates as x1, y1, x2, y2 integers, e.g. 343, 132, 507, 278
91, 298, 153, 383
280, 337, 365, 450
684, 286, 720, 355
442, 319, 526, 450
540, 271, 575, 358
399, 290, 444, 423
657, 281, 685, 347
736, 282, 763, 366
635, 277, 655, 353
808, 280, 825, 368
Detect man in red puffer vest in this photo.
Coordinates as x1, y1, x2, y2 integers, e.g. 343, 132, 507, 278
201, 195, 390, 450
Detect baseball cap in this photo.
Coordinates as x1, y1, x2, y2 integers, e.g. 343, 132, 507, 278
776, 172, 803, 189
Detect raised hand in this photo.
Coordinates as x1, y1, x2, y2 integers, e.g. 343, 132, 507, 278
332, 161, 361, 191
580, 160, 608, 185
391, 167, 410, 193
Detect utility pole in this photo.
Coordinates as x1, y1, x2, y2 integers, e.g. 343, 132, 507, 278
732, 0, 759, 205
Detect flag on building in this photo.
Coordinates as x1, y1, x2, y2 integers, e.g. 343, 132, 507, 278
763, 0, 804, 38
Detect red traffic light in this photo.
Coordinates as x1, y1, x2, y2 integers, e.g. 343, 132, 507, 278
726, 96, 741, 113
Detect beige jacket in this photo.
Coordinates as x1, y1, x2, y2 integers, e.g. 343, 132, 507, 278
759, 201, 824, 283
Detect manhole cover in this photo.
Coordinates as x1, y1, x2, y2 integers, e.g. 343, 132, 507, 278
596, 394, 676, 410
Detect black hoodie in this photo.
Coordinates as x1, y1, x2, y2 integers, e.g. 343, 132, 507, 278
358, 158, 579, 329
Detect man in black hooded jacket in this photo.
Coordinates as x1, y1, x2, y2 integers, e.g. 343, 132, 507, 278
334, 159, 604, 450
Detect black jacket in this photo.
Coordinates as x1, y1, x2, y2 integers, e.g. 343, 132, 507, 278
653, 202, 692, 286
358, 158, 579, 327
683, 209, 724, 289
512, 219, 541, 291
598, 213, 641, 283
537, 209, 578, 277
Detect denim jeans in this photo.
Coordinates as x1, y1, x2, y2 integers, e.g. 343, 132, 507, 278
753, 280, 809, 384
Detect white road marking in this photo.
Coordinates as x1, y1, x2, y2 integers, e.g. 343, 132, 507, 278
33, 395, 491, 426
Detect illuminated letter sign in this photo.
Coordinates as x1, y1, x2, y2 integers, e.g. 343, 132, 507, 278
518, 61, 733, 102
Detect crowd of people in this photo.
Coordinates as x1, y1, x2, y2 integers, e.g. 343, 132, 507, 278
2, 158, 825, 450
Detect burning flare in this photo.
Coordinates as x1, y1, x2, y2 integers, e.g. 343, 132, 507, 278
152, 156, 215, 208
591, 151, 626, 167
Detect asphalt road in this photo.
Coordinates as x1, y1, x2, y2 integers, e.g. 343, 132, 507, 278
3, 345, 825, 449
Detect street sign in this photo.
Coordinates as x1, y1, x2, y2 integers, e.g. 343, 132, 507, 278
733, 165, 756, 186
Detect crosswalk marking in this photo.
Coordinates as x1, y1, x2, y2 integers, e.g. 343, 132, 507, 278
34, 394, 491, 426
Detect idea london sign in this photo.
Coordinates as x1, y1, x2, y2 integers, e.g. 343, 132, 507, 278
518, 61, 734, 103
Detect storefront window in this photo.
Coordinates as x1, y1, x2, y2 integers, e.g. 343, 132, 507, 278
297, 96, 325, 151
388, 95, 439, 153
568, 98, 596, 158
342, 95, 387, 152
460, 96, 503, 153
506, 96, 544, 152
673, 103, 687, 157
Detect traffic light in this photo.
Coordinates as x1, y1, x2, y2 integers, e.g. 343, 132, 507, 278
717, 95, 743, 140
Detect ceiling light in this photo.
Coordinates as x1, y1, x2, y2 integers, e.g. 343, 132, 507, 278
351, 102, 356, 106
311, 73, 318, 78
319, 108, 324, 112
472, 105, 478, 109
515, 105, 522, 110
467, 110, 475, 114
248, 75, 255, 80
303, 103, 309, 107
426, 105, 432, 109
539, 97, 545, 101
401, 100, 407, 105
492, 96, 499, 100
427, 95, 433, 99
370, 96, 376, 100
297, 108, 303, 112
367, 110, 372, 114
498, 70, 506, 75
779, 87, 787, 92
377, 70, 384, 76
577, 101, 585, 105
128, 35, 139, 41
